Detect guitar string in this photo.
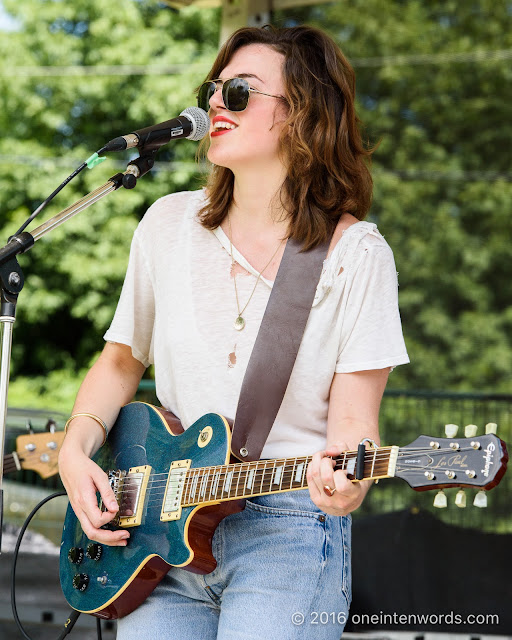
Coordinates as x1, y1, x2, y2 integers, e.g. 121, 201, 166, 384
117, 464, 480, 495
115, 466, 483, 511
114, 445, 468, 482
115, 462, 478, 506
115, 445, 480, 488
117, 466, 478, 512
12, 444, 483, 506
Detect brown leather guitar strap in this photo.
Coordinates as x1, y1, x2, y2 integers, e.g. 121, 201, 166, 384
231, 234, 332, 462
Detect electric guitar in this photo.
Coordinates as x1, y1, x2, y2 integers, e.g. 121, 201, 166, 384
3, 429, 65, 478
59, 402, 508, 620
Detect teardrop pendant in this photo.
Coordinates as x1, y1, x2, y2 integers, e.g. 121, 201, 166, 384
234, 315, 246, 331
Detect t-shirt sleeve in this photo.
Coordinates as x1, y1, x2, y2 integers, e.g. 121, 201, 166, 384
335, 242, 409, 373
103, 227, 155, 368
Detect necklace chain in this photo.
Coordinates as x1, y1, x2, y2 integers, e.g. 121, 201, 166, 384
228, 216, 284, 331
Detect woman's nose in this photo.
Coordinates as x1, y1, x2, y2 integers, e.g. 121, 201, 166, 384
209, 84, 225, 111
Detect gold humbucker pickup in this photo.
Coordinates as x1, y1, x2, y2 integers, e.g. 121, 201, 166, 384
119, 465, 152, 528
160, 459, 191, 522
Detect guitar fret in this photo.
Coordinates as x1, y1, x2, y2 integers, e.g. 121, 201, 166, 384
274, 464, 283, 487
300, 458, 308, 486
259, 461, 267, 494
200, 469, 209, 499
184, 471, 192, 504
190, 470, 199, 502
211, 468, 221, 500
246, 467, 255, 491
290, 458, 297, 490
270, 460, 277, 489
234, 463, 243, 498
370, 448, 377, 479
294, 461, 304, 485
223, 468, 234, 494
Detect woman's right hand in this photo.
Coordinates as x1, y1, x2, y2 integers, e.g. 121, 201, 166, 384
57, 342, 145, 546
59, 447, 130, 547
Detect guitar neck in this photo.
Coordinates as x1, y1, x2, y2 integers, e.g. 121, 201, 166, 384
179, 446, 397, 507
3, 452, 21, 475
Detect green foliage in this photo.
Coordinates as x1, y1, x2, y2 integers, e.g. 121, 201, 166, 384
277, 0, 512, 392
0, 0, 219, 410
2, 0, 512, 413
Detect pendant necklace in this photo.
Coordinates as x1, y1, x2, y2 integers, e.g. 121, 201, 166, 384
228, 216, 284, 331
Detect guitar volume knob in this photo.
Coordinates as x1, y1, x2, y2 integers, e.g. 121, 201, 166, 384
72, 573, 90, 591
67, 547, 84, 564
86, 543, 103, 561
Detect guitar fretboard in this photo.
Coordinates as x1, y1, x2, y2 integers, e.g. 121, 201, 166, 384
3, 453, 20, 475
179, 447, 394, 506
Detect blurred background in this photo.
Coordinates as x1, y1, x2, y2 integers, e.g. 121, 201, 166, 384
0, 1, 511, 638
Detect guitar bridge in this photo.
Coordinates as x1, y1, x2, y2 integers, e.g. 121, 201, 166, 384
99, 469, 127, 527
99, 467, 152, 528
119, 465, 152, 528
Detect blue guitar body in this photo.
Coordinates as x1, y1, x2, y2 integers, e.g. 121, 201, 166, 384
59, 402, 244, 619
60, 402, 508, 620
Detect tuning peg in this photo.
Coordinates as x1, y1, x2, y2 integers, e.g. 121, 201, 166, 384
473, 490, 487, 508
485, 423, 497, 435
455, 490, 466, 508
444, 424, 459, 438
464, 424, 478, 438
25, 419, 34, 434
433, 490, 447, 508
45, 418, 57, 433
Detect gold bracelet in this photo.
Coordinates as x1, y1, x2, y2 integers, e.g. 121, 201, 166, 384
64, 413, 109, 446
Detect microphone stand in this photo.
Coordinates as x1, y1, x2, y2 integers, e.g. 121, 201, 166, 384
0, 148, 157, 553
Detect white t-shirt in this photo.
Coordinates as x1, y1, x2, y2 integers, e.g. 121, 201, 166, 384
104, 189, 409, 458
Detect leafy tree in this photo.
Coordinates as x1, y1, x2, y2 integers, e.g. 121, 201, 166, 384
276, 0, 512, 392
0, 0, 220, 410
2, 0, 512, 414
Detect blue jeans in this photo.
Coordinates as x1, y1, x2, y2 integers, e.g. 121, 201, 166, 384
117, 490, 352, 639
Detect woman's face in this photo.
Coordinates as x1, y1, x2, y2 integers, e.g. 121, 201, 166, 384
206, 44, 288, 172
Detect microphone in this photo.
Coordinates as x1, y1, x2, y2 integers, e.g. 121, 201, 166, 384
101, 107, 210, 153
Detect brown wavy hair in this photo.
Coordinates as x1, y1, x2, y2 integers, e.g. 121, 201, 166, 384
196, 25, 374, 250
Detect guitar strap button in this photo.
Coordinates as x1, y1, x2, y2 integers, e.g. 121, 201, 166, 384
240, 447, 249, 458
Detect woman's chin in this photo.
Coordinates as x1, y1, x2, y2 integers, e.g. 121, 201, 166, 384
207, 148, 236, 170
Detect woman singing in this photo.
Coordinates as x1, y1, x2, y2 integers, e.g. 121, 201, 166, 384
59, 24, 409, 639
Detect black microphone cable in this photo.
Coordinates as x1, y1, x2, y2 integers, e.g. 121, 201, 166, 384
9, 490, 99, 640
11, 152, 107, 238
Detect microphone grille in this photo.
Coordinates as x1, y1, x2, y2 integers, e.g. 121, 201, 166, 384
181, 107, 210, 141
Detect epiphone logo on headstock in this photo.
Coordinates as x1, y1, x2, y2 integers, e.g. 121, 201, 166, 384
482, 442, 495, 477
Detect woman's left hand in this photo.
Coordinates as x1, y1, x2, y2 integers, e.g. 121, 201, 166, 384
307, 442, 371, 516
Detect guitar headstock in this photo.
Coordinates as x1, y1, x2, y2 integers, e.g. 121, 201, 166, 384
15, 430, 65, 479
394, 423, 508, 502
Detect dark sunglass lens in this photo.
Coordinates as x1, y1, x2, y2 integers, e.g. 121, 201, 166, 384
197, 82, 216, 111
224, 78, 250, 112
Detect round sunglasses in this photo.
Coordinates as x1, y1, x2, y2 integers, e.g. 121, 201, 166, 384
197, 77, 284, 113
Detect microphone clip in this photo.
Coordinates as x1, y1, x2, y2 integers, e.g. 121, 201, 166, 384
122, 149, 158, 189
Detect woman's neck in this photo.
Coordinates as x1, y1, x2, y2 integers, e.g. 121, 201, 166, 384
229, 162, 289, 238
